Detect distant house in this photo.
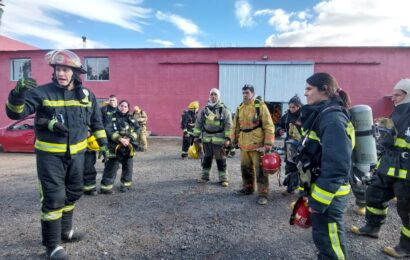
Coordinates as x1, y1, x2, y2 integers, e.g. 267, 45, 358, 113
0, 36, 404, 135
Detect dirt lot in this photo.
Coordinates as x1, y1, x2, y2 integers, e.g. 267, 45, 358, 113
0, 137, 402, 259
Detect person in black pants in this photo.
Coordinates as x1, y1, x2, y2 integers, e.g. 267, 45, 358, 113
351, 79, 410, 258
276, 95, 303, 195
101, 100, 140, 194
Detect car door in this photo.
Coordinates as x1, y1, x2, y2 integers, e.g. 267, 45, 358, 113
5, 117, 35, 152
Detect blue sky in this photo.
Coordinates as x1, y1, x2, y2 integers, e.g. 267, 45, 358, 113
2, 0, 410, 49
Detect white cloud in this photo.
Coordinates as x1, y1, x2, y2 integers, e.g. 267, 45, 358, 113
1, 0, 151, 48
155, 11, 199, 35
147, 39, 174, 47
155, 11, 203, 47
235, 0, 255, 28
263, 0, 410, 47
181, 36, 204, 48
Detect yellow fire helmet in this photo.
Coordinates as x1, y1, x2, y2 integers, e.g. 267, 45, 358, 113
188, 143, 199, 159
87, 135, 100, 151
188, 101, 199, 110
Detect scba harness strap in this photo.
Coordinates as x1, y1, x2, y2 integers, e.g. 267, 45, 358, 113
237, 98, 262, 133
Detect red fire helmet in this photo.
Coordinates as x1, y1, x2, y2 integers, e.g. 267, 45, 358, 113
261, 152, 281, 174
290, 196, 311, 228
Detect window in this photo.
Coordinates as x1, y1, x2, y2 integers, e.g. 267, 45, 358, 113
85, 57, 109, 81
11, 58, 31, 81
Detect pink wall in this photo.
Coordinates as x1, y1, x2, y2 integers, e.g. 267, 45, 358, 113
1, 47, 407, 135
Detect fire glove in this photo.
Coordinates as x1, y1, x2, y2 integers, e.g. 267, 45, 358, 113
14, 78, 37, 96
183, 129, 189, 137
98, 146, 109, 162
48, 119, 69, 136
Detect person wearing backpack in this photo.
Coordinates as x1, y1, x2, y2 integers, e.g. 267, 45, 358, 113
351, 79, 410, 258
231, 84, 275, 205
193, 88, 232, 187
296, 72, 354, 259
276, 94, 303, 196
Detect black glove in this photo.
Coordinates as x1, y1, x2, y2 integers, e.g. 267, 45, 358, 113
48, 119, 68, 136
14, 78, 37, 96
183, 129, 189, 137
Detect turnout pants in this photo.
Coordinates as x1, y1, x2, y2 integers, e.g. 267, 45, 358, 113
311, 194, 349, 260
201, 142, 228, 182
101, 155, 134, 191
365, 172, 410, 250
37, 152, 85, 249
283, 160, 299, 193
83, 150, 97, 192
181, 133, 194, 157
240, 150, 269, 196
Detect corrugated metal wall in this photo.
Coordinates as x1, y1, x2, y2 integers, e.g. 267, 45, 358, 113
219, 61, 314, 113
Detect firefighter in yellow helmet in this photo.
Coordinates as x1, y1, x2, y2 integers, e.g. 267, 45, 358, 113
231, 84, 275, 205
133, 105, 148, 151
351, 79, 410, 258
5, 49, 108, 259
181, 101, 199, 158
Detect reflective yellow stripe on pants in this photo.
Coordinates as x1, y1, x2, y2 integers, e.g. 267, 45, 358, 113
328, 223, 345, 260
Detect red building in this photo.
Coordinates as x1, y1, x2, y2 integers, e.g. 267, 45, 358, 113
0, 40, 407, 135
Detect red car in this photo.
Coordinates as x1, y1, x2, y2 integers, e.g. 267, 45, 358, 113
0, 116, 35, 153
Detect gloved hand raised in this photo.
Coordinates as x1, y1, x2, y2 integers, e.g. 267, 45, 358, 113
98, 146, 109, 162
14, 78, 37, 96
48, 119, 68, 136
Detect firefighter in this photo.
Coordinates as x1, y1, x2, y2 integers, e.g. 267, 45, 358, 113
132, 105, 148, 151
296, 72, 354, 259
276, 94, 303, 196
181, 101, 199, 159
83, 132, 99, 196
101, 100, 140, 194
101, 94, 117, 125
5, 49, 108, 260
193, 88, 232, 187
351, 79, 410, 258
231, 84, 275, 205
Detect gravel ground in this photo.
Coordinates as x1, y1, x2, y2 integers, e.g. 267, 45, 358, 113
0, 137, 403, 259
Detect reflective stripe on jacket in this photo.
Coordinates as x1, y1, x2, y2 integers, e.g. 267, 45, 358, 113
193, 102, 232, 144
6, 82, 107, 155
376, 103, 410, 180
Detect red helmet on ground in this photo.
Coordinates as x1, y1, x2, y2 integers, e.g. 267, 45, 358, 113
290, 196, 311, 228
45, 49, 86, 74
261, 152, 281, 174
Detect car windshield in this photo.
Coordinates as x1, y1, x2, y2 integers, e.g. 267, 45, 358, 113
10, 118, 34, 130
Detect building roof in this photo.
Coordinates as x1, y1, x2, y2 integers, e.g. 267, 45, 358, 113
0, 35, 39, 51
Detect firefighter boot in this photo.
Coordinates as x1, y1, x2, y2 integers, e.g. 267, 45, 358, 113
197, 169, 210, 183
216, 159, 228, 187
351, 224, 380, 238
384, 245, 410, 258
42, 219, 67, 259
61, 211, 85, 243
356, 206, 366, 216
46, 246, 68, 260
